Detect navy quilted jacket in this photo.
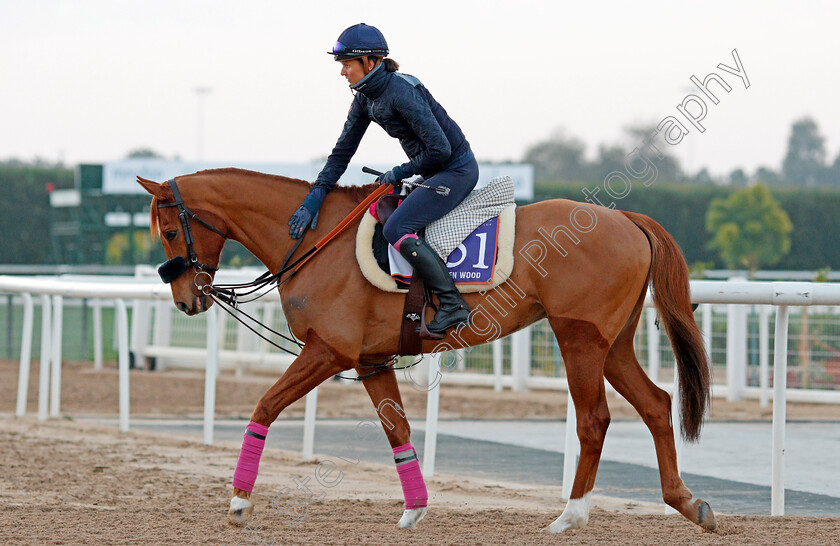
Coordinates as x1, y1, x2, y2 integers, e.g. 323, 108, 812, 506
314, 62, 471, 192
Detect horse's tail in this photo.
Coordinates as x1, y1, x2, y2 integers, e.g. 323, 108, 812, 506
621, 210, 710, 443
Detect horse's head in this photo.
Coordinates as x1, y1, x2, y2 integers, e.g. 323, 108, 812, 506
138, 176, 228, 316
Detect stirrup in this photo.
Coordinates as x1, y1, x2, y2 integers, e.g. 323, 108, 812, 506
417, 301, 469, 339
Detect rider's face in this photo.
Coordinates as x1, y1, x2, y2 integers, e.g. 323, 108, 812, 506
340, 58, 372, 85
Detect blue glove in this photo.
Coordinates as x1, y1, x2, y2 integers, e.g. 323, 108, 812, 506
378, 165, 410, 186
378, 169, 397, 186
288, 187, 326, 239
288, 207, 313, 239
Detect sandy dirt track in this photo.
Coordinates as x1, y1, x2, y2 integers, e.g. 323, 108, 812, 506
2, 418, 839, 546
2, 359, 840, 544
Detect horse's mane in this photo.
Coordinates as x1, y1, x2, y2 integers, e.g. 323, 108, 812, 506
193, 168, 379, 201
147, 168, 379, 239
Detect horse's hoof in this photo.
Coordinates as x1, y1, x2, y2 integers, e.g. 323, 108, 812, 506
695, 498, 717, 531
549, 493, 591, 533
228, 495, 255, 526
549, 515, 587, 534
398, 507, 427, 529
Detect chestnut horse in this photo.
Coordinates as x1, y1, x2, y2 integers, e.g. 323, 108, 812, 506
138, 168, 714, 533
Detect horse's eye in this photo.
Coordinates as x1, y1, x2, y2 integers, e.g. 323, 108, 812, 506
165, 230, 178, 241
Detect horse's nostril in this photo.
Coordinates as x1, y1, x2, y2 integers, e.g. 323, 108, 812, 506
176, 302, 190, 313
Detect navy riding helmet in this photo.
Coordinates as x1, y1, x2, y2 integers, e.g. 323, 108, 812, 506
328, 23, 388, 61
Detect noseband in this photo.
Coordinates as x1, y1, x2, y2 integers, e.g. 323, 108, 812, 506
157, 179, 227, 291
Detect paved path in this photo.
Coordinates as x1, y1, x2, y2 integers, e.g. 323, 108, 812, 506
81, 417, 840, 517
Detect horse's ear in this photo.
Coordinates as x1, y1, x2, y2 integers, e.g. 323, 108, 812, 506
137, 176, 170, 199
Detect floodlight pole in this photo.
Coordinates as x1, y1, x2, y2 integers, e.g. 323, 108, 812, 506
195, 86, 212, 161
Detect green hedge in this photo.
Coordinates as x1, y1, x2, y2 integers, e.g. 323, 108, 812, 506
0, 165, 73, 264
532, 181, 840, 270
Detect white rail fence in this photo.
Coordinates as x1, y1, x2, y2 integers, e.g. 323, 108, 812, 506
4, 274, 840, 517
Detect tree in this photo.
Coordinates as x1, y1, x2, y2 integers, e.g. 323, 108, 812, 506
522, 130, 590, 182
623, 124, 684, 182
590, 144, 627, 181
753, 165, 781, 185
693, 167, 714, 185
828, 152, 840, 186
782, 117, 827, 186
706, 184, 793, 272
523, 124, 685, 184
728, 168, 748, 187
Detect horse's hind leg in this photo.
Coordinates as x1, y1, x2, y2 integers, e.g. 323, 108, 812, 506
228, 331, 355, 526
547, 317, 612, 533
603, 314, 717, 530
358, 366, 427, 529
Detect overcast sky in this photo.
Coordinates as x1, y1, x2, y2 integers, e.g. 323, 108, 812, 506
2, 0, 839, 178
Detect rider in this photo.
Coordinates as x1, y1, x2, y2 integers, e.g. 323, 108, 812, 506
289, 23, 478, 335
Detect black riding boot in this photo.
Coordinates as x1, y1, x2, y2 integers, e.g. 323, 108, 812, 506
399, 236, 470, 334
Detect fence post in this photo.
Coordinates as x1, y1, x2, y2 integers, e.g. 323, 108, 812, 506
726, 278, 748, 401
49, 295, 63, 417
151, 300, 171, 370
234, 301, 258, 376
204, 306, 218, 445
646, 308, 660, 382
455, 348, 466, 371
492, 337, 504, 392
37, 295, 52, 421
131, 299, 152, 369
423, 352, 442, 478
414, 353, 430, 388
302, 386, 319, 460
5, 294, 12, 360
561, 394, 578, 499
93, 299, 103, 370
701, 304, 713, 364
15, 293, 34, 417
511, 327, 530, 392
81, 298, 89, 362
771, 305, 789, 516
759, 305, 770, 408
115, 299, 131, 433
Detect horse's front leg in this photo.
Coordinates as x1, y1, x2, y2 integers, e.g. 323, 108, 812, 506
228, 331, 355, 526
358, 365, 428, 530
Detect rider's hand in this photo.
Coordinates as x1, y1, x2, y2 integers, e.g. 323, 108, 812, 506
288, 187, 326, 239
378, 169, 397, 186
288, 207, 313, 239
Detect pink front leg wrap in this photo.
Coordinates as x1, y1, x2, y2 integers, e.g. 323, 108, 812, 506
393, 443, 428, 509
232, 422, 269, 492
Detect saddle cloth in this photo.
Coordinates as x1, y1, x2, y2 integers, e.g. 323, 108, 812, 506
356, 176, 516, 293
387, 216, 502, 285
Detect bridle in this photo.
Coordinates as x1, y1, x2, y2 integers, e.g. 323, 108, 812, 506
157, 178, 227, 294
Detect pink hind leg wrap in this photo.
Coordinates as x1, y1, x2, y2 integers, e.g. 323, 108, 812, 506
232, 421, 269, 492
393, 443, 428, 509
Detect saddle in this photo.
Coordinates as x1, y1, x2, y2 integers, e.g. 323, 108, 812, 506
375, 194, 402, 225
